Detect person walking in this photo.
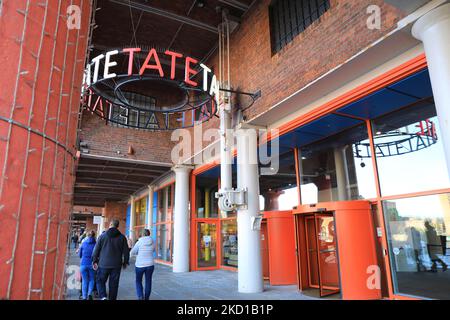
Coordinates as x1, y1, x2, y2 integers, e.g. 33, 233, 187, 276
72, 233, 79, 250
79, 230, 97, 300
130, 229, 155, 300
92, 219, 129, 300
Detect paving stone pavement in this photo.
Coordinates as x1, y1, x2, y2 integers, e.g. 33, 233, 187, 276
65, 250, 324, 300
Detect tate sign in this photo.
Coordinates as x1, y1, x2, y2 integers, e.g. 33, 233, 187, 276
81, 47, 220, 130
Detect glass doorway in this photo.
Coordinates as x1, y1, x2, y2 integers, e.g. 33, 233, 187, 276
305, 213, 341, 297
197, 222, 218, 268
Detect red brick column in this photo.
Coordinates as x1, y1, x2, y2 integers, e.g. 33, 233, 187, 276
84, 216, 95, 233
103, 202, 128, 236
0, 0, 91, 299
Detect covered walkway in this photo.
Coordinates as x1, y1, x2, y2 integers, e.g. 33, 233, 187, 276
64, 251, 322, 300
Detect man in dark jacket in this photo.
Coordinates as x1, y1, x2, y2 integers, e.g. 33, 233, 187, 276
92, 219, 130, 300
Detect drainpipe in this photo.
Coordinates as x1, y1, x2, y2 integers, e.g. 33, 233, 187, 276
147, 186, 154, 230
129, 196, 136, 242
219, 102, 233, 214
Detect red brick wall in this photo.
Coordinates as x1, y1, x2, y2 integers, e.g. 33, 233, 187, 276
79, 112, 176, 163
73, 205, 102, 214
195, 0, 405, 149
85, 216, 96, 233
78, 1, 405, 165
102, 201, 127, 235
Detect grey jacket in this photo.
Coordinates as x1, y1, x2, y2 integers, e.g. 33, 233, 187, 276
130, 236, 155, 268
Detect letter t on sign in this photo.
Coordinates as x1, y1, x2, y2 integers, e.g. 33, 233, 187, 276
123, 48, 142, 75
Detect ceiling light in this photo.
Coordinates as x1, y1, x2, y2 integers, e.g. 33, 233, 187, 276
197, 0, 206, 8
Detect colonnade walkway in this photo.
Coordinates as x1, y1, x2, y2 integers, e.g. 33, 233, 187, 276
64, 250, 320, 300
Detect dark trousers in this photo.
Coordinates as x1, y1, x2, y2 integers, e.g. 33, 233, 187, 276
97, 267, 122, 300
135, 265, 154, 300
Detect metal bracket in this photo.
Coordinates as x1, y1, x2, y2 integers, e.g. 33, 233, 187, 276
215, 188, 247, 212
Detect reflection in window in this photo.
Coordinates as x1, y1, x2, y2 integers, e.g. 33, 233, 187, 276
300, 124, 377, 204
154, 184, 174, 263
156, 224, 172, 263
260, 150, 298, 211
384, 193, 450, 299
222, 220, 238, 268
373, 101, 450, 197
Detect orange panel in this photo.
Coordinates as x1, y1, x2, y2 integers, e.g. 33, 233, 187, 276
334, 204, 381, 300
294, 201, 381, 300
263, 211, 297, 286
261, 222, 270, 279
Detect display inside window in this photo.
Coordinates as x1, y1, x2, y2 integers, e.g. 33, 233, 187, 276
134, 197, 147, 239
300, 124, 377, 204
197, 222, 217, 268
384, 193, 450, 299
221, 220, 238, 268
373, 100, 450, 197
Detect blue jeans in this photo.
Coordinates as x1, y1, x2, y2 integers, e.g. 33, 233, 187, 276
80, 265, 96, 299
135, 265, 154, 300
97, 267, 121, 300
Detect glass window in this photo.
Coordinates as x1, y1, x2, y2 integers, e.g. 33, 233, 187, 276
221, 220, 238, 268
373, 101, 450, 197
300, 124, 377, 204
168, 185, 172, 208
384, 193, 450, 299
196, 181, 219, 218
158, 188, 167, 222
134, 197, 147, 227
197, 222, 217, 268
269, 0, 331, 53
154, 184, 174, 263
156, 224, 172, 263
260, 150, 299, 211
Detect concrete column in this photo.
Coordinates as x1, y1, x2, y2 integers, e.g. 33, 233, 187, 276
172, 165, 193, 273
147, 186, 154, 230
263, 190, 285, 211
236, 128, 264, 293
412, 3, 450, 179
333, 147, 350, 201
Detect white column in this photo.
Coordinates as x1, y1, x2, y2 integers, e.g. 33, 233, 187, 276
236, 128, 264, 293
172, 165, 193, 273
129, 196, 135, 242
147, 186, 154, 230
413, 3, 450, 179
334, 147, 350, 201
